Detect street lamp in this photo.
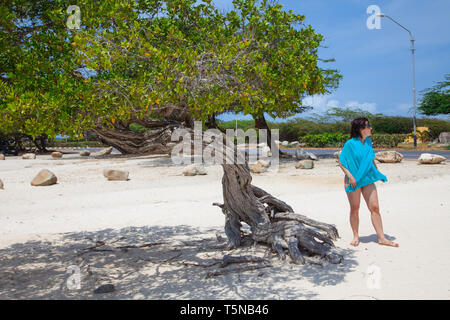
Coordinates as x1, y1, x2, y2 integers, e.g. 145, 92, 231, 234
377, 13, 417, 148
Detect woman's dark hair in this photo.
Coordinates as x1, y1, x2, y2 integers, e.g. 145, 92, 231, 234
350, 117, 370, 138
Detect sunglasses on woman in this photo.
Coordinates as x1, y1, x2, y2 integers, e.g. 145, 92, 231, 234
363, 124, 372, 129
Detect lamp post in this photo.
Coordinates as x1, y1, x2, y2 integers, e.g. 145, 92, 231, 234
377, 14, 417, 148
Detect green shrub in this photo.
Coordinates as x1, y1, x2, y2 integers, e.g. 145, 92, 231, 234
298, 132, 349, 147
417, 119, 450, 139
297, 133, 407, 148
370, 134, 408, 147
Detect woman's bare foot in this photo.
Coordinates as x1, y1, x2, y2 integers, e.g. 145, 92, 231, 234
350, 237, 359, 246
378, 238, 399, 247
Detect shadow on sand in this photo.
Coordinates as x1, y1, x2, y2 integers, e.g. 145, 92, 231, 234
0, 225, 358, 299
358, 234, 397, 244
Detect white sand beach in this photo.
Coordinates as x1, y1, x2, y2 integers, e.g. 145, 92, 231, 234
0, 152, 449, 299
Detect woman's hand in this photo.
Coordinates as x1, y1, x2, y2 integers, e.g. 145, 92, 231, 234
349, 176, 356, 188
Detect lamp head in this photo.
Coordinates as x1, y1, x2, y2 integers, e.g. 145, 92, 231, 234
377, 14, 385, 17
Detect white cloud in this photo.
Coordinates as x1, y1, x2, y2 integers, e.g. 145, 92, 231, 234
302, 96, 377, 114
302, 96, 340, 114
345, 101, 377, 113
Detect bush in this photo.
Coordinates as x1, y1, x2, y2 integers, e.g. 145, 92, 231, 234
298, 133, 349, 147
417, 118, 450, 139
297, 133, 407, 148
370, 134, 408, 147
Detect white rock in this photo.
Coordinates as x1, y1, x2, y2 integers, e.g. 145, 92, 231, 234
22, 153, 36, 160
261, 146, 271, 157
257, 159, 270, 168
93, 146, 113, 156
418, 153, 446, 164
257, 142, 267, 148
182, 164, 207, 176
438, 132, 450, 143
51, 152, 63, 158
0, 154, 5, 160
31, 169, 57, 186
103, 169, 129, 181
80, 150, 91, 156
281, 141, 289, 146
250, 161, 268, 174
375, 151, 403, 163
295, 160, 314, 169
295, 147, 318, 161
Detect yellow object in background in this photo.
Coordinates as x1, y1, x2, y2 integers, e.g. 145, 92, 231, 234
403, 126, 429, 143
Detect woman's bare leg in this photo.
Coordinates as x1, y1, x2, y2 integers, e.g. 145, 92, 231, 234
346, 180, 361, 246
361, 183, 398, 246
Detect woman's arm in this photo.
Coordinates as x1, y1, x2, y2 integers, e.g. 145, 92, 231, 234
337, 155, 354, 179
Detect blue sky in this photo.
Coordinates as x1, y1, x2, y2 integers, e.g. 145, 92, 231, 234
211, 0, 450, 122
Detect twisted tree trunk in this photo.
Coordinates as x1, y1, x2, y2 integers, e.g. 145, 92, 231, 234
92, 119, 179, 154
92, 103, 193, 154
199, 128, 342, 264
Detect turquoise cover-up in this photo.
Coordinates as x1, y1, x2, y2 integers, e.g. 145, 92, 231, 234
339, 136, 388, 193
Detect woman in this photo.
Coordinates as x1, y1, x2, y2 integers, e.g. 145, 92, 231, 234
337, 117, 399, 247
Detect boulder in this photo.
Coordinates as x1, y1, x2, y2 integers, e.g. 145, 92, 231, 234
0, 154, 5, 160
31, 169, 57, 186
438, 132, 450, 143
93, 146, 113, 156
0, 179, 3, 189
418, 153, 446, 164
51, 152, 63, 158
250, 161, 268, 173
22, 153, 36, 160
295, 147, 318, 161
260, 146, 272, 157
281, 141, 289, 146
257, 159, 270, 167
182, 164, 207, 176
295, 160, 314, 169
79, 150, 91, 157
375, 151, 403, 163
290, 141, 300, 146
257, 142, 267, 148
103, 169, 129, 181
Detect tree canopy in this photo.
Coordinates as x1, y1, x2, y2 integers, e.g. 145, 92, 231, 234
418, 74, 450, 116
0, 0, 342, 140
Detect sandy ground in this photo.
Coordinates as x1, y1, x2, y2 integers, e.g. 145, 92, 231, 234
0, 152, 449, 300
